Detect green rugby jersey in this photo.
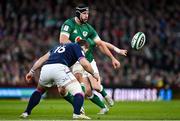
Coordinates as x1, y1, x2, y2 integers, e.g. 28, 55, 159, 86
60, 18, 100, 62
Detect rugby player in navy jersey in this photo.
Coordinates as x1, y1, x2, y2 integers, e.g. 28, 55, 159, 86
20, 40, 97, 119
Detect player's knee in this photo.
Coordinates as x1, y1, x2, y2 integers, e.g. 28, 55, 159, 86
75, 73, 82, 79
36, 84, 46, 94
89, 79, 101, 92
94, 85, 101, 92
85, 88, 92, 97
59, 88, 67, 96
66, 81, 84, 96
74, 73, 84, 83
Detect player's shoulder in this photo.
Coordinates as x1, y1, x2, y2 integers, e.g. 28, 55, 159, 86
65, 43, 81, 54
84, 22, 96, 32
72, 43, 80, 47
70, 43, 81, 49
85, 22, 93, 28
66, 42, 79, 47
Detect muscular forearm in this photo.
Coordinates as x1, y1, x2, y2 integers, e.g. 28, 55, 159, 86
98, 42, 115, 60
104, 41, 127, 56
104, 42, 114, 50
104, 42, 121, 53
31, 59, 44, 71
79, 58, 95, 75
83, 64, 95, 75
31, 53, 49, 72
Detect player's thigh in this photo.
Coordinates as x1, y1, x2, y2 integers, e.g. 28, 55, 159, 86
74, 73, 84, 83
72, 61, 84, 75
57, 86, 67, 96
41, 64, 76, 88
90, 60, 100, 75
64, 79, 83, 96
36, 83, 48, 93
88, 75, 101, 91
55, 71, 81, 96
55, 71, 77, 87
86, 60, 101, 84
47, 64, 77, 87
39, 66, 56, 88
72, 62, 85, 83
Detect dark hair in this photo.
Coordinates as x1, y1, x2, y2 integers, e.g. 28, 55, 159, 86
77, 39, 89, 48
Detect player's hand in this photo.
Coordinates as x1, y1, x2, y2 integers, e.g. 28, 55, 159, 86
25, 72, 34, 83
118, 49, 128, 56
112, 58, 120, 69
114, 47, 127, 56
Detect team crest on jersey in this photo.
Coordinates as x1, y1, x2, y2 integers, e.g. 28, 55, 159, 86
73, 29, 77, 33
83, 31, 88, 37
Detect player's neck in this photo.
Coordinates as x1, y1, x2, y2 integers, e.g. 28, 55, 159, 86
75, 17, 82, 25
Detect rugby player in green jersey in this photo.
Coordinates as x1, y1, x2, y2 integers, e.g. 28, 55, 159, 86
59, 4, 127, 114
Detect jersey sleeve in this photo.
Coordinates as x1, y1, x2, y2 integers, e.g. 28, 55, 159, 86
60, 19, 74, 38
73, 44, 85, 61
88, 24, 101, 41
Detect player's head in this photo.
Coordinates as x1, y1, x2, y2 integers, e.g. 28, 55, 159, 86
77, 39, 89, 52
75, 4, 89, 23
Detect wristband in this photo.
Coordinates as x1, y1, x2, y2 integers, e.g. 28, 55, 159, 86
92, 72, 96, 76
114, 47, 120, 53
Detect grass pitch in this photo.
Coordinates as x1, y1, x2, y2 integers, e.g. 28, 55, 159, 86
0, 99, 180, 120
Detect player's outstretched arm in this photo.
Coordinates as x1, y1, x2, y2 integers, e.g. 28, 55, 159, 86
26, 52, 50, 83
104, 41, 127, 56
95, 39, 120, 69
30, 52, 50, 72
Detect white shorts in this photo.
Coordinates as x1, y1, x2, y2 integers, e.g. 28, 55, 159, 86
72, 59, 99, 78
39, 64, 76, 88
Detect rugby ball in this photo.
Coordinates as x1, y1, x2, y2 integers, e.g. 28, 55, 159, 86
131, 32, 146, 50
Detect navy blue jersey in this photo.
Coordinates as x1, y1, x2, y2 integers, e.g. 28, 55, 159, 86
45, 43, 85, 67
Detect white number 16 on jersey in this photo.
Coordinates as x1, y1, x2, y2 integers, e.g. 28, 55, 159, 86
54, 46, 66, 53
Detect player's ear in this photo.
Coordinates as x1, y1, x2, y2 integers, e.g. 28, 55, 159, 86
85, 42, 89, 49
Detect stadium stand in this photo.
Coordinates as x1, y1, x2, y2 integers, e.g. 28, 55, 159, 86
0, 0, 180, 90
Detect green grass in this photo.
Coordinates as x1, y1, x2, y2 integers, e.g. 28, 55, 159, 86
0, 99, 180, 120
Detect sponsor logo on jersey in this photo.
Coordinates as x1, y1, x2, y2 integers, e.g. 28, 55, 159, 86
83, 31, 88, 37
63, 25, 69, 31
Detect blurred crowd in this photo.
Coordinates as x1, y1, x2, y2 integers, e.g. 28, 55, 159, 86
0, 0, 180, 89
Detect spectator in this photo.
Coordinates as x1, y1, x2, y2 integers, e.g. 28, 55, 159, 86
0, 0, 179, 89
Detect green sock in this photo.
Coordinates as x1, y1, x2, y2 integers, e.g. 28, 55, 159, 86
100, 85, 107, 97
89, 94, 106, 108
63, 92, 74, 105
81, 83, 86, 93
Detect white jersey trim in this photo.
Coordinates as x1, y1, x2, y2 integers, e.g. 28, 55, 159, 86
61, 32, 70, 38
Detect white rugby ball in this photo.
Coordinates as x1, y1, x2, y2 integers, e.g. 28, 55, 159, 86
131, 32, 146, 50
